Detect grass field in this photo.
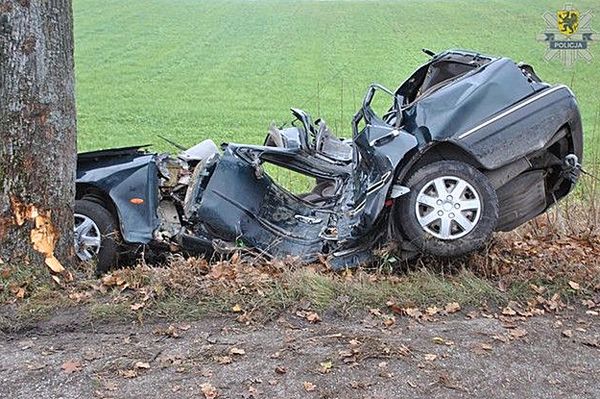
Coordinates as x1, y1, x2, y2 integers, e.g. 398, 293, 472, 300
73, 0, 600, 156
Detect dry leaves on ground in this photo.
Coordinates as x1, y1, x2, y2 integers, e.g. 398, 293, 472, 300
303, 381, 316, 392
229, 347, 246, 356
200, 382, 219, 399
134, 361, 150, 369
61, 360, 82, 374
296, 310, 321, 323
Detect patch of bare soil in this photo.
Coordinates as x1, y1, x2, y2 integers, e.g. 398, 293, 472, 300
1, 307, 598, 399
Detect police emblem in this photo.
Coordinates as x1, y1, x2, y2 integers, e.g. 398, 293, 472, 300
557, 9, 579, 35
537, 4, 597, 67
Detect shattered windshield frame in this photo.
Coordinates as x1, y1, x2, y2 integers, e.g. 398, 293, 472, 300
353, 84, 402, 137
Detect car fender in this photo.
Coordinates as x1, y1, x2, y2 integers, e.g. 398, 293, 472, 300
76, 153, 159, 244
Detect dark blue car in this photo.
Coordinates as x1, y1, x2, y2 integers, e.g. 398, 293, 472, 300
74, 50, 583, 274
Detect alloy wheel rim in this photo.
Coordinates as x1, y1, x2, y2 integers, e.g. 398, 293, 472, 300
73, 214, 101, 261
415, 175, 482, 240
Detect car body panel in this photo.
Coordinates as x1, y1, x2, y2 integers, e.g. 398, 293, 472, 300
402, 58, 538, 144
77, 147, 159, 243
455, 85, 582, 169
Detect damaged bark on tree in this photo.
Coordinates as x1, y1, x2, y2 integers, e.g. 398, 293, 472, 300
0, 0, 76, 274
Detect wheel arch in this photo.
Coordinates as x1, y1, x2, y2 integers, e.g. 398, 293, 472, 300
75, 183, 119, 223
395, 141, 484, 184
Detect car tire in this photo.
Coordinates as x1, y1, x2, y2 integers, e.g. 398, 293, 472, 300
74, 199, 120, 275
395, 160, 498, 257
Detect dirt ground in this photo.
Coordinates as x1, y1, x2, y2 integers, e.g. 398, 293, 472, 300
0, 308, 599, 399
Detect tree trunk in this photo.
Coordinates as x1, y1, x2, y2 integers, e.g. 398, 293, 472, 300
0, 0, 76, 274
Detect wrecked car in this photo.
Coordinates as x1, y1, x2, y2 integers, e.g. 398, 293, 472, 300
75, 49, 583, 274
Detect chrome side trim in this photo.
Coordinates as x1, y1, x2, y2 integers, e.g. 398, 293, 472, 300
366, 171, 392, 195
390, 184, 410, 198
457, 85, 568, 140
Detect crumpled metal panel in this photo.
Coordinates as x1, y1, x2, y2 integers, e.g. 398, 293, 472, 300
77, 150, 160, 244
403, 58, 536, 142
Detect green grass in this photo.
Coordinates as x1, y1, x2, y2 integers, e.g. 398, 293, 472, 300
73, 0, 600, 156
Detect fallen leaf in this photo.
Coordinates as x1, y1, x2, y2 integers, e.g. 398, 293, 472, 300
465, 310, 478, 319
438, 373, 461, 390
387, 302, 404, 315
306, 311, 321, 323
445, 302, 461, 314
200, 368, 213, 377
480, 343, 493, 351
492, 334, 510, 343
568, 281, 580, 290
432, 336, 453, 346
424, 353, 437, 362
229, 347, 246, 356
530, 284, 546, 295
404, 307, 423, 319
26, 362, 46, 370
154, 325, 180, 338
232, 304, 242, 313
472, 342, 493, 355
61, 360, 82, 374
425, 306, 440, 316
134, 361, 150, 369
502, 306, 516, 316
586, 310, 599, 316
120, 369, 137, 379
509, 328, 528, 339
303, 381, 316, 392
369, 308, 382, 317
215, 356, 232, 364
247, 386, 259, 396
319, 360, 333, 374
130, 303, 144, 311
275, 365, 287, 374
581, 299, 596, 308
200, 382, 218, 399
14, 286, 25, 299
562, 329, 573, 338
0, 267, 10, 279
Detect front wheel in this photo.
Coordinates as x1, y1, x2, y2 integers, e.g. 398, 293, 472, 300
74, 199, 120, 275
395, 160, 499, 257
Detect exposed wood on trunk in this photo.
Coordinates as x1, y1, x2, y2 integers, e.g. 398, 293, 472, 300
0, 0, 76, 271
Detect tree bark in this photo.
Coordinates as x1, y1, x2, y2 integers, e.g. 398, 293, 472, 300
0, 0, 76, 274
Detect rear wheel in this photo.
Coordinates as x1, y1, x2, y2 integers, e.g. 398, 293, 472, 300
74, 199, 120, 275
395, 160, 498, 257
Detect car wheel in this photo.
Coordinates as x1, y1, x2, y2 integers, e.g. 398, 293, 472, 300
74, 199, 120, 275
395, 160, 498, 257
